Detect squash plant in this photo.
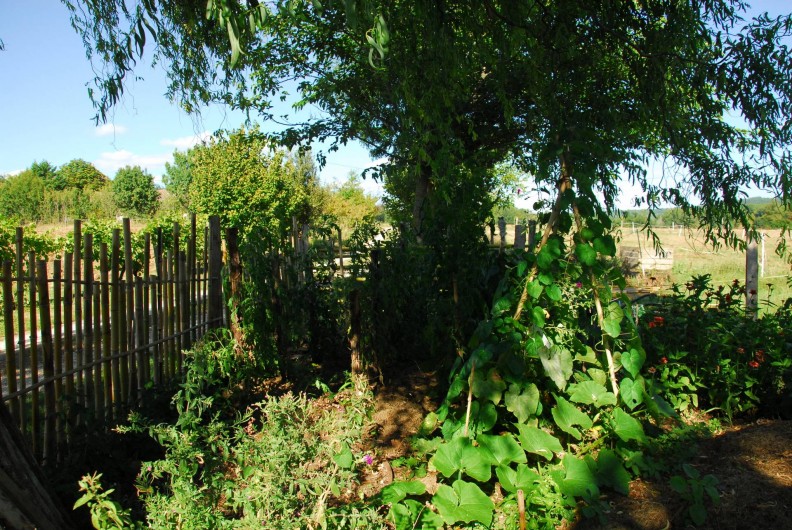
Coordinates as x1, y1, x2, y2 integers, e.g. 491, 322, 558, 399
384, 191, 674, 528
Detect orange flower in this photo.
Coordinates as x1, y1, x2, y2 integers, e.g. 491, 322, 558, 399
749, 360, 760, 369
660, 357, 669, 364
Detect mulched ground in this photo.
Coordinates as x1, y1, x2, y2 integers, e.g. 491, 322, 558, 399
582, 419, 792, 530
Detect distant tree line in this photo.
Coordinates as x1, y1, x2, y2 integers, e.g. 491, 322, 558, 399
616, 198, 792, 230
0, 159, 159, 223
1, 138, 382, 233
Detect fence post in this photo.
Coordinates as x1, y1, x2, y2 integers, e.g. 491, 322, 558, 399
514, 224, 526, 250
349, 288, 362, 376
72, 221, 83, 428
498, 217, 506, 253
99, 244, 112, 425
15, 228, 27, 436
746, 231, 759, 318
528, 220, 537, 250
2, 261, 18, 422
123, 219, 136, 399
207, 216, 223, 329
111, 229, 124, 417
28, 251, 40, 459
36, 260, 56, 466
63, 254, 74, 434
83, 234, 96, 434
52, 260, 64, 456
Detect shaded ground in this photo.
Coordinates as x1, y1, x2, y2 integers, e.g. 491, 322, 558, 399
361, 372, 792, 529
580, 419, 792, 530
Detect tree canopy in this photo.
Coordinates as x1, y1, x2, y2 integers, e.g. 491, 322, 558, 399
112, 165, 160, 216
56, 159, 109, 191
187, 128, 315, 240
60, 0, 792, 247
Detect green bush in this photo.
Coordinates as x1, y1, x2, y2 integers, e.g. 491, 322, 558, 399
112, 166, 160, 217
639, 274, 792, 421
77, 334, 385, 529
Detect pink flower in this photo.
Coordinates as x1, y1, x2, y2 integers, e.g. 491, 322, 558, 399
363, 454, 374, 466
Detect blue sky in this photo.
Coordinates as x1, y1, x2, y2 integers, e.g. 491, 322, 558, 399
0, 1, 380, 192
1, 1, 788, 208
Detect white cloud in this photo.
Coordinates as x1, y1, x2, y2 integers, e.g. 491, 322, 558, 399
95, 123, 128, 137
93, 150, 172, 185
160, 131, 212, 150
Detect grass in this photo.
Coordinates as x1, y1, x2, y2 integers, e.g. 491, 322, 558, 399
617, 227, 792, 309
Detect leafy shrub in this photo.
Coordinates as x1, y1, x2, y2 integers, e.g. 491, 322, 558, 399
639, 274, 792, 421
0, 218, 63, 263
77, 335, 385, 529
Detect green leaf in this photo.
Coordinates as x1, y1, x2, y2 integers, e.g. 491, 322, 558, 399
333, 443, 355, 469
621, 348, 645, 378
430, 437, 493, 482
478, 433, 527, 466
603, 302, 624, 338
472, 401, 498, 434
527, 280, 543, 299
532, 306, 546, 327
545, 283, 562, 301
619, 377, 645, 410
433, 480, 494, 527
612, 408, 647, 443
596, 449, 631, 495
689, 503, 707, 525
241, 465, 255, 480
496, 463, 540, 493
568, 380, 616, 407
516, 424, 563, 461
472, 368, 507, 405
669, 475, 688, 494
388, 499, 443, 529
537, 245, 555, 270
593, 235, 616, 257
505, 383, 539, 423
539, 344, 573, 391
381, 480, 426, 503
551, 397, 593, 440
492, 296, 511, 315
419, 412, 439, 436
559, 454, 599, 498
575, 243, 597, 266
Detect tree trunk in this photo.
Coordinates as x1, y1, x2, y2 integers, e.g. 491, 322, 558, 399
0, 401, 72, 529
411, 165, 432, 241
225, 227, 246, 350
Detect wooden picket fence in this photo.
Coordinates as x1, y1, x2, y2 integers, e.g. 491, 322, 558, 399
0, 215, 224, 464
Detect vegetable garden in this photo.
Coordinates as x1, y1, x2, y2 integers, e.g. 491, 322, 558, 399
1, 0, 791, 528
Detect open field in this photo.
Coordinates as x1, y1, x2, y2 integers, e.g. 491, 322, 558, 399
618, 227, 792, 308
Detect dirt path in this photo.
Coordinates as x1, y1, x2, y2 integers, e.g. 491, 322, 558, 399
584, 419, 792, 530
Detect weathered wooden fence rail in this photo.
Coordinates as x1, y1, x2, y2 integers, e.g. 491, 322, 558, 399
0, 215, 224, 464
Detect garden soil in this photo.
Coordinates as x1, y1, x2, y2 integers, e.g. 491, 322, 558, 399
362, 372, 792, 530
